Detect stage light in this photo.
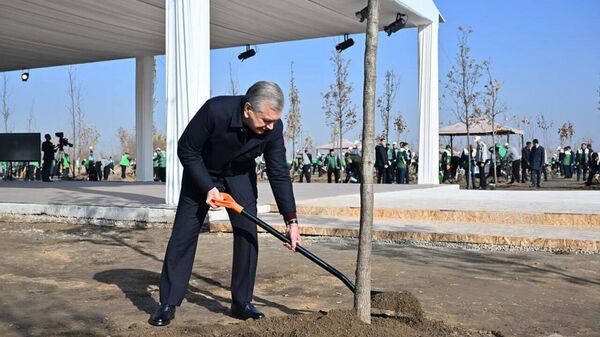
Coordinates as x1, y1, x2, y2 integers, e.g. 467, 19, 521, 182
335, 34, 354, 53
355, 6, 368, 22
238, 45, 256, 61
21, 70, 29, 82
384, 13, 406, 36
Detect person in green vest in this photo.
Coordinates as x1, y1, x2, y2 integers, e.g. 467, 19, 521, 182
441, 145, 452, 183
575, 143, 590, 182
325, 148, 341, 183
156, 147, 166, 182
62, 152, 71, 178
397, 142, 410, 184
385, 142, 395, 184
120, 152, 131, 179
316, 153, 324, 177
562, 146, 574, 179
153, 150, 160, 181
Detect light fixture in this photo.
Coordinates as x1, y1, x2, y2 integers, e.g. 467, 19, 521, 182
384, 13, 406, 36
21, 70, 29, 82
335, 34, 354, 53
355, 6, 368, 22
238, 45, 256, 61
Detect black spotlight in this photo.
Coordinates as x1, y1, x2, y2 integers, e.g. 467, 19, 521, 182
355, 6, 368, 22
384, 13, 406, 36
21, 70, 29, 82
238, 44, 256, 61
335, 34, 354, 53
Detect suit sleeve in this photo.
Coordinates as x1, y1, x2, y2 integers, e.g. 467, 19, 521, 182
177, 104, 216, 194
264, 121, 296, 216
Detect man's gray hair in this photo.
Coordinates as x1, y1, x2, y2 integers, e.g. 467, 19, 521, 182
244, 81, 284, 112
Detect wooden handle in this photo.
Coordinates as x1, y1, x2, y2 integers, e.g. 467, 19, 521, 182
210, 192, 244, 214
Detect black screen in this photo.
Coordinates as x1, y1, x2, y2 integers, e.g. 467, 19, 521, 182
0, 133, 42, 161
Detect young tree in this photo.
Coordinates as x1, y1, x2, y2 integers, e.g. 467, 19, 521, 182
355, 0, 380, 324
482, 59, 507, 185
377, 69, 400, 140
1, 73, 11, 133
393, 113, 406, 142
284, 61, 302, 157
558, 121, 575, 146
118, 127, 136, 156
323, 51, 357, 157
151, 57, 166, 151
26, 99, 36, 132
443, 27, 482, 189
67, 66, 82, 161
79, 123, 100, 154
536, 113, 553, 151
303, 134, 314, 153
228, 61, 239, 96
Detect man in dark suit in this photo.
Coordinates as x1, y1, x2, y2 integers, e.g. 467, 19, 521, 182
149, 82, 301, 326
521, 141, 531, 183
375, 136, 387, 184
529, 139, 545, 188
41, 134, 55, 182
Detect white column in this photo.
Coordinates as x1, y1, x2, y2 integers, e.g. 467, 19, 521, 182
135, 56, 154, 182
165, 0, 211, 205
417, 21, 440, 184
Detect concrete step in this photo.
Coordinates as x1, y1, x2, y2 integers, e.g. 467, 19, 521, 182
210, 213, 600, 252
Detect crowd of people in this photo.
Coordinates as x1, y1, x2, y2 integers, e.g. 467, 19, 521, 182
440, 137, 599, 189
0, 134, 168, 183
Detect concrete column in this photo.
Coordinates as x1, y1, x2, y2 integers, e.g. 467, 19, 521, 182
165, 0, 211, 205
417, 21, 440, 184
135, 56, 154, 182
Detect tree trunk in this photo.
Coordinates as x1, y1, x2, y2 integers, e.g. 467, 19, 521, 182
355, 0, 379, 324
492, 118, 497, 185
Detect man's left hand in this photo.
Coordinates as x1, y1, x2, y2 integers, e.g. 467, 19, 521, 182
284, 223, 302, 252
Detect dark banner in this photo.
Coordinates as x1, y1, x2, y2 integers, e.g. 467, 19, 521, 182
0, 133, 41, 161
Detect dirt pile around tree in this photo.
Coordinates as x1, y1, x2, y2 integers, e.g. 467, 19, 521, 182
115, 292, 496, 337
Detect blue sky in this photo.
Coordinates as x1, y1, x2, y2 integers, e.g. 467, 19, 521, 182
2, 0, 599, 156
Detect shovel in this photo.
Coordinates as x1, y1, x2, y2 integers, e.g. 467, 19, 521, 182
211, 193, 382, 297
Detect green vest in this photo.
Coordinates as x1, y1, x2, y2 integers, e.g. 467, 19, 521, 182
325, 154, 339, 170
563, 153, 572, 166
62, 155, 70, 168
397, 150, 407, 169
157, 152, 166, 168
387, 148, 393, 161
120, 154, 130, 166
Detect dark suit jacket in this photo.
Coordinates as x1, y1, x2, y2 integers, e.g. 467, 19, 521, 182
375, 144, 387, 168
41, 140, 55, 161
521, 147, 531, 167
529, 145, 545, 170
177, 95, 295, 215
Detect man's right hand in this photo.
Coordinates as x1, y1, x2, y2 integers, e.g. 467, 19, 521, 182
206, 187, 224, 208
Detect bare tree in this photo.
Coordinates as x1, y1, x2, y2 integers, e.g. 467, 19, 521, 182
393, 114, 406, 142
482, 59, 507, 185
79, 123, 100, 154
284, 61, 302, 157
558, 121, 575, 146
323, 50, 357, 157
228, 61, 239, 95
1, 73, 11, 133
67, 66, 81, 161
536, 113, 553, 150
118, 127, 136, 156
303, 134, 314, 153
355, 0, 379, 324
443, 27, 482, 189
151, 57, 166, 151
377, 69, 400, 140
26, 99, 36, 132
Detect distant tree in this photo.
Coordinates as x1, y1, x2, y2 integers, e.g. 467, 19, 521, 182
228, 61, 239, 95
1, 73, 11, 133
393, 114, 406, 142
284, 61, 302, 157
482, 59, 507, 185
79, 123, 100, 154
323, 50, 357, 156
151, 57, 166, 151
26, 99, 36, 132
443, 27, 482, 189
303, 134, 314, 153
377, 69, 400, 140
536, 113, 553, 150
67, 66, 82, 161
118, 127, 136, 157
558, 121, 575, 146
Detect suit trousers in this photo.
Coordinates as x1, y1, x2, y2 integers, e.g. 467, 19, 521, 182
159, 183, 259, 307
327, 168, 340, 183
510, 160, 521, 183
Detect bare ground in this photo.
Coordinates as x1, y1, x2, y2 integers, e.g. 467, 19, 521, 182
0, 222, 598, 337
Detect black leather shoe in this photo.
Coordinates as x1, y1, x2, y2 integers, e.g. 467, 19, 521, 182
231, 302, 265, 320
148, 303, 176, 326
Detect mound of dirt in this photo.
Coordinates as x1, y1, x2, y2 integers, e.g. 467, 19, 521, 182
371, 291, 424, 322
114, 292, 496, 337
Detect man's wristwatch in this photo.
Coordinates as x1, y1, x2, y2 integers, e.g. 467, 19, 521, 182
285, 218, 298, 227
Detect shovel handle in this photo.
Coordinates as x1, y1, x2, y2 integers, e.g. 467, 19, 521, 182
212, 193, 357, 293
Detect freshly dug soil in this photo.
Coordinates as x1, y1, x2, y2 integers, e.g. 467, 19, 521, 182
114, 292, 495, 337
371, 291, 424, 322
